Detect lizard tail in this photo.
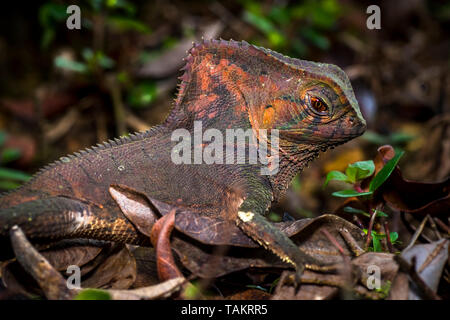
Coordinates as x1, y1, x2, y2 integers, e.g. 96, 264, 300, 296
0, 197, 147, 260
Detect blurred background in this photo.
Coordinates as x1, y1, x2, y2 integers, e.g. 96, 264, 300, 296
0, 0, 448, 220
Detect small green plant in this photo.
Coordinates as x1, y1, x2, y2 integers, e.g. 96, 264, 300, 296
323, 150, 405, 253
323, 150, 404, 198
362, 228, 399, 252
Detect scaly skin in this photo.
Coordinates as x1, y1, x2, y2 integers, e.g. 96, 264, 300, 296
0, 40, 365, 274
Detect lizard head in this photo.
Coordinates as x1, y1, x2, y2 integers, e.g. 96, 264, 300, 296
170, 39, 365, 168
247, 55, 366, 157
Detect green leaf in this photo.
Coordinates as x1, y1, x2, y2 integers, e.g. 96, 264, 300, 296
372, 232, 382, 252
301, 27, 330, 50
389, 232, 399, 243
268, 6, 290, 25
369, 150, 405, 192
54, 56, 88, 73
323, 170, 348, 188
343, 206, 370, 217
373, 209, 388, 218
128, 82, 157, 108
82, 48, 94, 61
0, 180, 21, 190
268, 31, 286, 47
82, 49, 115, 70
1, 148, 21, 164
345, 160, 375, 183
182, 282, 202, 299
97, 53, 115, 69
39, 3, 67, 27
107, 16, 151, 34
243, 10, 277, 34
0, 168, 31, 182
332, 190, 373, 198
74, 289, 111, 300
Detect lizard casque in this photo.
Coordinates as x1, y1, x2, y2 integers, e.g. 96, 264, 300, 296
0, 39, 366, 280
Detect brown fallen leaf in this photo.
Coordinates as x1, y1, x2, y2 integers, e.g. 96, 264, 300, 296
151, 209, 184, 281
130, 247, 160, 288
172, 214, 365, 279
381, 170, 450, 218
81, 244, 137, 290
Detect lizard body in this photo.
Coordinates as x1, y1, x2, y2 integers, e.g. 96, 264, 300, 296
0, 40, 366, 274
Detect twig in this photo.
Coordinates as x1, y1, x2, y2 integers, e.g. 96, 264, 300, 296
107, 277, 185, 300
365, 208, 378, 249
417, 239, 447, 273
401, 212, 433, 243
383, 222, 394, 253
405, 215, 429, 251
320, 228, 353, 299
427, 215, 442, 240
321, 228, 346, 255
339, 228, 365, 256
352, 215, 365, 229
394, 255, 441, 300
433, 217, 450, 235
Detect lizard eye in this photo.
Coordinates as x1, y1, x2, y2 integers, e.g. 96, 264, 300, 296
308, 96, 329, 116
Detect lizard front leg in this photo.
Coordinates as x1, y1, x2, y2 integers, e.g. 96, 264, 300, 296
236, 201, 321, 283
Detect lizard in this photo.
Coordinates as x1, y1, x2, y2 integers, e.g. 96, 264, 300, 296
0, 39, 366, 281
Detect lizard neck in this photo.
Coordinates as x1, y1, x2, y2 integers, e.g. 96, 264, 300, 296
268, 142, 319, 201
